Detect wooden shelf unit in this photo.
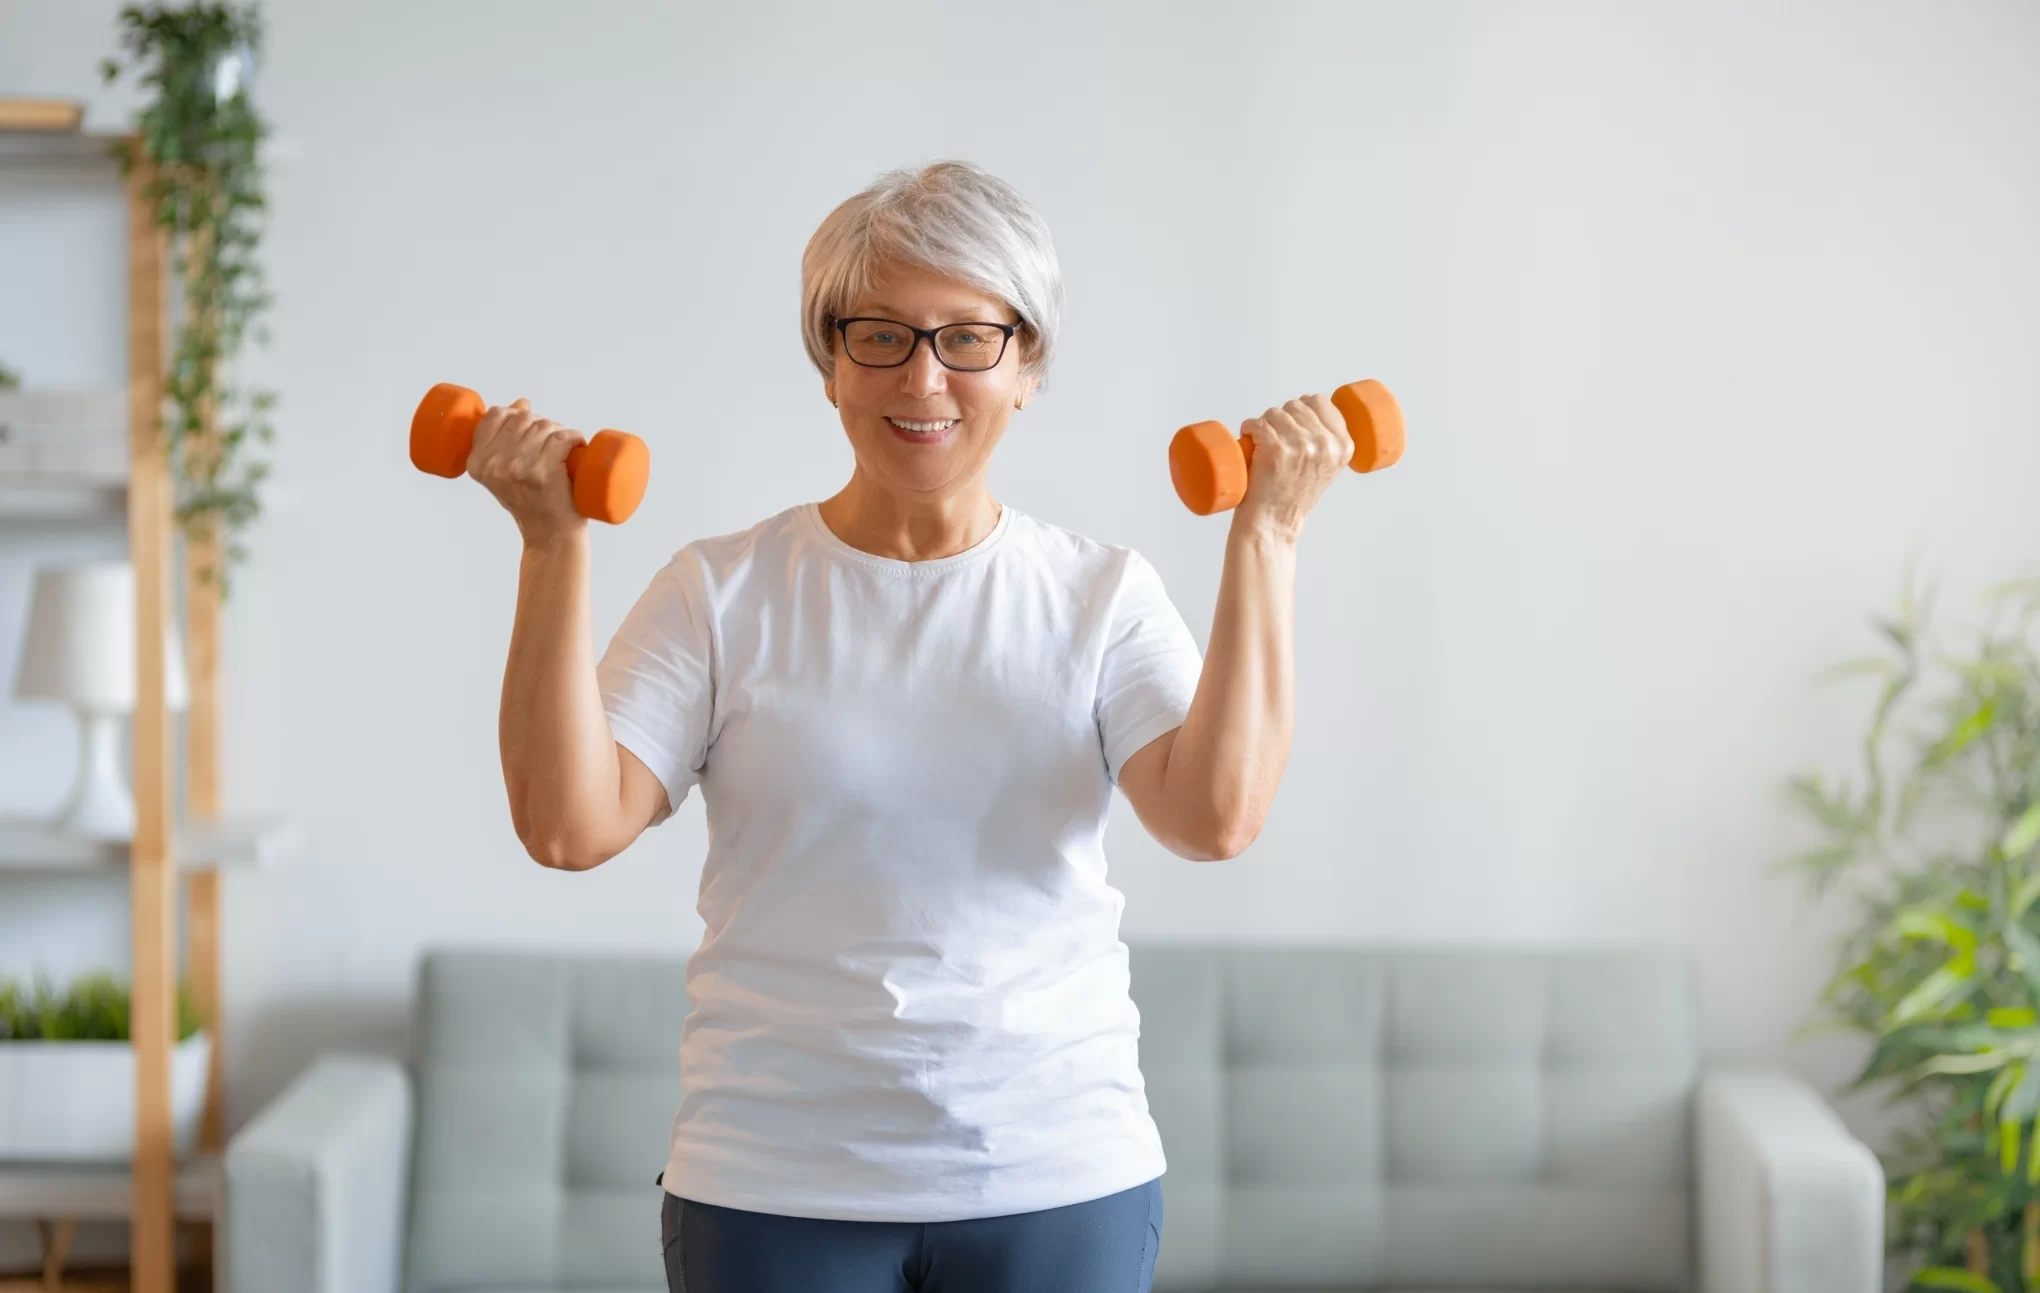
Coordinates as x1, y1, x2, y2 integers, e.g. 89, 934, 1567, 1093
1, 121, 271, 1293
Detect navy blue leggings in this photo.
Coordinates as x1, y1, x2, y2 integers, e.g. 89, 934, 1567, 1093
657, 1176, 1163, 1293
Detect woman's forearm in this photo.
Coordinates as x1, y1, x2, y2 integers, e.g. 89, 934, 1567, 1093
500, 528, 621, 868
1162, 515, 1298, 857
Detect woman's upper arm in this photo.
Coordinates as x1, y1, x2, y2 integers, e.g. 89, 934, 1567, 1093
1097, 550, 1208, 857
549, 743, 669, 872
1116, 726, 1223, 861
607, 741, 672, 855
590, 553, 714, 865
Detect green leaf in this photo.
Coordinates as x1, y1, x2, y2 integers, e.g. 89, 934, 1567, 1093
1894, 965, 1977, 1028
1927, 700, 1998, 766
2006, 804, 2040, 861
1988, 1007, 2039, 1029
1987, 1061, 2025, 1119
2011, 870, 2040, 923
1919, 1050, 2013, 1077
2003, 922, 2040, 1001
1787, 774, 1867, 834
2006, 1060, 2040, 1123
1913, 1267, 2003, 1292
1894, 910, 1980, 960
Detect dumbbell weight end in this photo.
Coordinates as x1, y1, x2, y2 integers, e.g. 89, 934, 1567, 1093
1168, 379, 1405, 516
409, 382, 650, 525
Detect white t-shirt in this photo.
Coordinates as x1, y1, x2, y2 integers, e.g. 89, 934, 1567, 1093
596, 499, 1204, 1222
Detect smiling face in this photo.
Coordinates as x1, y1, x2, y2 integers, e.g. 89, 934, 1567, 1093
823, 262, 1038, 500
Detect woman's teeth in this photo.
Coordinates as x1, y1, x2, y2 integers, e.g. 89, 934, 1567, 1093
887, 417, 957, 433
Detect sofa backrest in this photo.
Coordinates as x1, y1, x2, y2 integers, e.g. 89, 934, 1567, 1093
1129, 945, 1698, 1292
403, 950, 689, 1293
401, 945, 1696, 1293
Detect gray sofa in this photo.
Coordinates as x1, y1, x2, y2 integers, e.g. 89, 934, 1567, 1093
225, 946, 1882, 1292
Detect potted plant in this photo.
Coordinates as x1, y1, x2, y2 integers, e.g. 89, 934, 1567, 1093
1791, 574, 2040, 1290
0, 973, 208, 1160
99, 1, 276, 597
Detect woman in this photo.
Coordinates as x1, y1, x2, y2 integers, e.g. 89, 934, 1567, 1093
474, 160, 1353, 1293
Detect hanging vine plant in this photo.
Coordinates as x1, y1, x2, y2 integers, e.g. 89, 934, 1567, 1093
100, 1, 275, 596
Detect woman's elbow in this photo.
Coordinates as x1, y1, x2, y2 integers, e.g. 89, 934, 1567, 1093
511, 792, 610, 871
520, 826, 608, 872
1208, 822, 1259, 862
1178, 814, 1260, 863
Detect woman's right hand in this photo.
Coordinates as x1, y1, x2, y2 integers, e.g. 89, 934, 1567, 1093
467, 397, 588, 547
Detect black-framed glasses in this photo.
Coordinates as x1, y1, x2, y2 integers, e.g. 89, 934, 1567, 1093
833, 317, 1021, 372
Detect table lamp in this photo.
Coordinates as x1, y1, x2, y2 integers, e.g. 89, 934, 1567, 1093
11, 562, 188, 840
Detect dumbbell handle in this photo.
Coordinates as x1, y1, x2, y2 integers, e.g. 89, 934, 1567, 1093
1168, 379, 1404, 516
409, 383, 650, 525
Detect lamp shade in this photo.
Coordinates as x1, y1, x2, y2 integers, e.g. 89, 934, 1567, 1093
12, 562, 188, 713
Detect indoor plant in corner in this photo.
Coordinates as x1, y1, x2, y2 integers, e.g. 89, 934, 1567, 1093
0, 974, 207, 1160
99, 0, 276, 596
1791, 575, 2040, 1291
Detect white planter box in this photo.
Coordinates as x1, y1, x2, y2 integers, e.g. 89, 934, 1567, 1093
0, 1034, 210, 1161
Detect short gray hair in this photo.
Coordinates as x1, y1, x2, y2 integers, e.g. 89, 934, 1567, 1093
800, 160, 1063, 389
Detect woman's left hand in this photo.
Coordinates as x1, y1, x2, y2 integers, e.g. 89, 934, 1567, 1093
1233, 394, 1353, 542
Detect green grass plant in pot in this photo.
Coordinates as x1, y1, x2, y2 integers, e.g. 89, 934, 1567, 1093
1791, 575, 2040, 1290
0, 973, 206, 1161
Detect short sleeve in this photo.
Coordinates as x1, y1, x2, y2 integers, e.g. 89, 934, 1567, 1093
596, 552, 715, 827
1095, 549, 1204, 783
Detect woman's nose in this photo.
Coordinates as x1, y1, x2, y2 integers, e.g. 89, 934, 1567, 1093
900, 341, 948, 396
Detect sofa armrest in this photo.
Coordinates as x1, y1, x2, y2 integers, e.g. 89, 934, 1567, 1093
1697, 1067, 1883, 1293
225, 1053, 413, 1293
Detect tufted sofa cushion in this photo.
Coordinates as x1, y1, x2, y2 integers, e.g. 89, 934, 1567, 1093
402, 951, 689, 1293
1130, 946, 1698, 1293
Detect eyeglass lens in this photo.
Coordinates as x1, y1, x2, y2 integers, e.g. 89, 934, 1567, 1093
842, 320, 1007, 371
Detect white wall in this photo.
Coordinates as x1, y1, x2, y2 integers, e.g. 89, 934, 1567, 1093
3, 0, 2038, 1262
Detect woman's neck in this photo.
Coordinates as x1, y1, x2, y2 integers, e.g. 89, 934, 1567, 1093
817, 478, 1002, 562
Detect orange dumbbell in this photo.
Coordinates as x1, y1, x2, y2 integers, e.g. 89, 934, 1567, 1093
1168, 378, 1404, 516
409, 382, 651, 525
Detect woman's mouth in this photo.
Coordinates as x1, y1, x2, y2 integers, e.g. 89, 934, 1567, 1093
886, 416, 957, 444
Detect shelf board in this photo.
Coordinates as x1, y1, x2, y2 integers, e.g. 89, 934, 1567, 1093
0, 127, 304, 168
0, 98, 84, 133
0, 390, 130, 520
0, 129, 124, 168
0, 1151, 220, 1221
0, 477, 305, 522
0, 814, 301, 874
0, 479, 127, 523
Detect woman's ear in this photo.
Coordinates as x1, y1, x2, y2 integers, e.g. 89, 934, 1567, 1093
824, 379, 837, 409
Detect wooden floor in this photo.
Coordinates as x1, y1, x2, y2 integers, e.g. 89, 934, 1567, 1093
0, 1262, 209, 1292
0, 1271, 209, 1293
0, 1217, 212, 1293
